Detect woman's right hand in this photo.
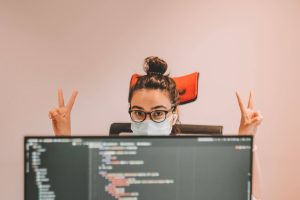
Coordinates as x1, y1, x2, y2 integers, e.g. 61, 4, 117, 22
48, 89, 78, 136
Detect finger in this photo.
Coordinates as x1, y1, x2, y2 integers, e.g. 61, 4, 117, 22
66, 90, 78, 111
250, 116, 263, 125
249, 111, 263, 123
257, 111, 263, 118
256, 111, 263, 123
57, 108, 66, 118
247, 90, 254, 109
58, 88, 65, 108
49, 109, 59, 119
252, 111, 263, 119
48, 111, 53, 119
236, 91, 246, 114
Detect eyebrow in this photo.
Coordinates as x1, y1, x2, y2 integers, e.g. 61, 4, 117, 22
151, 105, 168, 110
131, 106, 144, 110
130, 105, 168, 110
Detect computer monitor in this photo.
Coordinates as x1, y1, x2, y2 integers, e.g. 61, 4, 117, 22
25, 136, 253, 200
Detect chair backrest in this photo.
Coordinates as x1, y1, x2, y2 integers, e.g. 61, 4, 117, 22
109, 122, 223, 136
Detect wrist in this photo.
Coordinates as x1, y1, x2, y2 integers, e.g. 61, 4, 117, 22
54, 127, 71, 136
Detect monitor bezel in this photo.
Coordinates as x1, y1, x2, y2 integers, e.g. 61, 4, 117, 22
24, 135, 253, 200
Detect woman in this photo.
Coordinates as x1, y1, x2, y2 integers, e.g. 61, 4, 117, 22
49, 56, 263, 199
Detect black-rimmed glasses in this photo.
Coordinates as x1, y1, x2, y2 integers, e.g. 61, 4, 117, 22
129, 108, 174, 123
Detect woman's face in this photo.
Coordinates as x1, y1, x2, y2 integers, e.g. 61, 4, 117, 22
130, 89, 177, 126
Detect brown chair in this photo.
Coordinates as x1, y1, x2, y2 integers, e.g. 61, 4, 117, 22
109, 122, 223, 136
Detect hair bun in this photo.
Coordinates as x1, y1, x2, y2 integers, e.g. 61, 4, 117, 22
144, 56, 168, 75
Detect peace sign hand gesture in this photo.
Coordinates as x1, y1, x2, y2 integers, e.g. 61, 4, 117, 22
48, 89, 78, 136
236, 91, 263, 136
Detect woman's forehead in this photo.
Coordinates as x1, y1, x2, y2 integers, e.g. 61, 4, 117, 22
130, 89, 171, 110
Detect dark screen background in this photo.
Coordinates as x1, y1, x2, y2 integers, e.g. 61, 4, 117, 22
25, 137, 252, 200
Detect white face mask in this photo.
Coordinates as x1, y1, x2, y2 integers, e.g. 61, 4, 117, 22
131, 115, 176, 136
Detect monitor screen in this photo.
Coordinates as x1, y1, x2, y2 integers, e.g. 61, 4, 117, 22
25, 136, 253, 200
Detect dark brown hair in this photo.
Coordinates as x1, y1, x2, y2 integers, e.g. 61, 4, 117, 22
128, 56, 181, 134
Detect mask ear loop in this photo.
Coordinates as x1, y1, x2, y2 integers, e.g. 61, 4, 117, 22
170, 105, 178, 126
171, 113, 178, 125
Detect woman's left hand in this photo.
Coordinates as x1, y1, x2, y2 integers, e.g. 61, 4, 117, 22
236, 91, 263, 136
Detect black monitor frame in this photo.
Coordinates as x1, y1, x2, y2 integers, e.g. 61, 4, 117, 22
24, 135, 253, 200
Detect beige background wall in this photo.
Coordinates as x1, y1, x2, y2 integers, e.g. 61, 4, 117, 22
1, 0, 299, 199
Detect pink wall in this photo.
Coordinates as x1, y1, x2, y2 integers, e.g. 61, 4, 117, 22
1, 0, 299, 199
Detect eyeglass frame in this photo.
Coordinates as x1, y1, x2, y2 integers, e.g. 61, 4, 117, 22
128, 106, 176, 123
